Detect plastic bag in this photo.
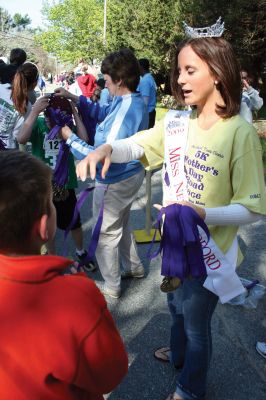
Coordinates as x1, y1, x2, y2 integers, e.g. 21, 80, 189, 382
226, 278, 265, 309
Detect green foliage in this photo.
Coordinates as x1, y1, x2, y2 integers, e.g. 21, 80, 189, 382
176, 0, 266, 75
37, 0, 266, 90
37, 0, 105, 64
106, 0, 181, 75
0, 7, 13, 32
12, 13, 31, 30
0, 5, 54, 76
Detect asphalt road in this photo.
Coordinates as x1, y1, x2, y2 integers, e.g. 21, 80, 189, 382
55, 169, 266, 400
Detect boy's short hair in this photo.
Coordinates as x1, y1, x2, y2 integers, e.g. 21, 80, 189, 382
138, 58, 150, 72
96, 78, 105, 90
0, 151, 52, 253
10, 48, 27, 65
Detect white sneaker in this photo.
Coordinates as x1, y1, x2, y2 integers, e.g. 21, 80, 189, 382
121, 267, 145, 279
256, 342, 266, 358
100, 284, 121, 299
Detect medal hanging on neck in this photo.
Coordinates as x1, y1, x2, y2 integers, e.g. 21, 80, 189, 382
0, 138, 7, 151
45, 96, 73, 201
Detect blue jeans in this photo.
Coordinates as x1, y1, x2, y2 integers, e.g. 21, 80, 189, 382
167, 276, 218, 400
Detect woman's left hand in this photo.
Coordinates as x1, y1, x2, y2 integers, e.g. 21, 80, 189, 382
54, 87, 69, 97
154, 200, 206, 220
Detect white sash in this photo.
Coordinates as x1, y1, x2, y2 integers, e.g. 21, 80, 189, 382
163, 110, 246, 303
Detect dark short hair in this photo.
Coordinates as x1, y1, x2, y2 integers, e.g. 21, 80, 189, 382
10, 48, 27, 65
101, 48, 140, 92
139, 58, 150, 71
171, 37, 241, 118
96, 78, 105, 89
0, 151, 52, 253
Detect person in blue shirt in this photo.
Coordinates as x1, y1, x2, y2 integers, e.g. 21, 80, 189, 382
239, 68, 263, 123
138, 58, 157, 128
55, 49, 148, 299
96, 78, 113, 106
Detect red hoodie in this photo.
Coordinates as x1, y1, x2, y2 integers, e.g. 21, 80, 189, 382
0, 254, 128, 399
77, 74, 97, 98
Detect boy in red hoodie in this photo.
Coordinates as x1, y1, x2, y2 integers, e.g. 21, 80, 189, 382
0, 150, 128, 400
77, 65, 97, 98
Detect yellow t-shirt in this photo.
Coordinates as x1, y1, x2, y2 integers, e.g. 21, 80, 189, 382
132, 111, 266, 253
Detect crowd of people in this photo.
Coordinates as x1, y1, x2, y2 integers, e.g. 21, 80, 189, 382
0, 17, 265, 400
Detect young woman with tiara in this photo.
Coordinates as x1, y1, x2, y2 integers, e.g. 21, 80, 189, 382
70, 19, 265, 399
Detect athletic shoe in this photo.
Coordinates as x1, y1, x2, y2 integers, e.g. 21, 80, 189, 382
121, 267, 145, 279
256, 342, 266, 358
76, 251, 97, 272
100, 284, 121, 299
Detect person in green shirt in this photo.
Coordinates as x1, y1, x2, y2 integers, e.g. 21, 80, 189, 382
17, 96, 96, 272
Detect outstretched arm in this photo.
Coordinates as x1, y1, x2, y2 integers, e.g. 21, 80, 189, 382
75, 138, 145, 181
60, 126, 94, 160
76, 143, 113, 180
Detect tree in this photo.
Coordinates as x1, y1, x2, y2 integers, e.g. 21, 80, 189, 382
0, 7, 12, 33
36, 0, 266, 93
176, 0, 266, 75
12, 13, 31, 31
0, 6, 55, 76
37, 0, 105, 64
106, 0, 181, 91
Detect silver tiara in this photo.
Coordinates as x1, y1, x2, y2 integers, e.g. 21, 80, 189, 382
183, 17, 224, 38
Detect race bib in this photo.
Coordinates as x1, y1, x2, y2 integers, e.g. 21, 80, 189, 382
44, 138, 60, 156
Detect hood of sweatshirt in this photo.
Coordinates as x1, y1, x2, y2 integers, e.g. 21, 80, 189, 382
78, 74, 94, 85
0, 254, 72, 283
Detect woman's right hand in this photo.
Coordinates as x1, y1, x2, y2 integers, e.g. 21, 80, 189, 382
32, 96, 50, 116
76, 144, 113, 181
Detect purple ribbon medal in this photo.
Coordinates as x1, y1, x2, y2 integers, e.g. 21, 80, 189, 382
148, 203, 210, 281
63, 186, 106, 268
0, 138, 7, 151
45, 106, 74, 197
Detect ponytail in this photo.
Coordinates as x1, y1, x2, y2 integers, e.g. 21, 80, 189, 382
11, 62, 39, 115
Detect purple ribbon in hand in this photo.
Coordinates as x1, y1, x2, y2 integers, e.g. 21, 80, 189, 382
46, 107, 73, 140
148, 203, 210, 280
63, 186, 105, 267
